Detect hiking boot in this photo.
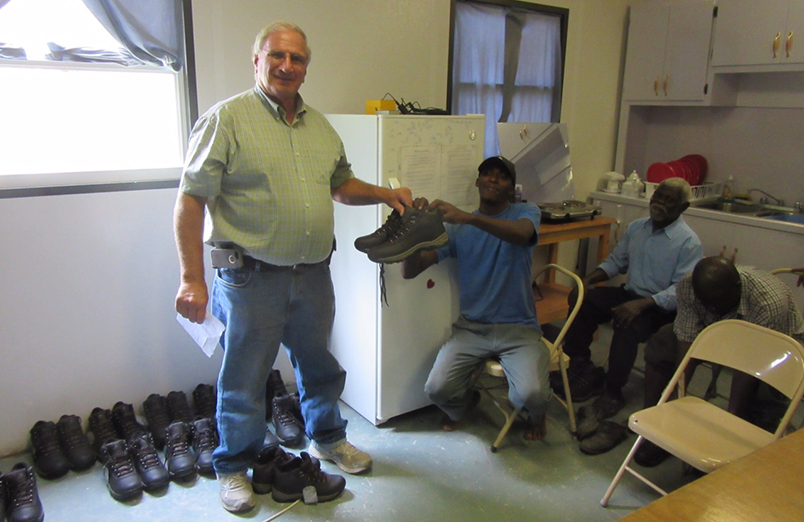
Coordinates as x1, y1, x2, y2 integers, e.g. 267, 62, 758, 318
142, 394, 170, 450
634, 440, 670, 468
88, 408, 119, 462
56, 415, 95, 472
557, 364, 605, 403
111, 402, 148, 442
272, 394, 305, 446
166, 391, 194, 424
29, 420, 70, 479
192, 384, 216, 421
217, 472, 255, 513
128, 433, 169, 491
272, 452, 346, 503
99, 439, 143, 501
308, 440, 372, 475
252, 445, 293, 494
291, 392, 304, 427
191, 418, 218, 475
367, 207, 448, 264
579, 420, 628, 455
164, 421, 197, 481
4, 463, 44, 522
591, 391, 627, 419
354, 209, 402, 253
266, 369, 289, 399
575, 404, 603, 440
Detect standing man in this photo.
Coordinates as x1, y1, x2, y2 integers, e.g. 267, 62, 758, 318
174, 21, 412, 513
560, 178, 702, 431
402, 156, 551, 441
634, 257, 804, 466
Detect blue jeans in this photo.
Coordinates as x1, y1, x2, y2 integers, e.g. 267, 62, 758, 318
425, 316, 551, 420
210, 261, 347, 474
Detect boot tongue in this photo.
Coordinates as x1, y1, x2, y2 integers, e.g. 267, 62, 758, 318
299, 452, 320, 474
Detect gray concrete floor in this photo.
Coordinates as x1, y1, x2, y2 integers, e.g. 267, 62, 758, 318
2, 325, 726, 521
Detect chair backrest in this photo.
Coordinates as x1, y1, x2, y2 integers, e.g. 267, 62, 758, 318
688, 320, 804, 401
532, 263, 584, 350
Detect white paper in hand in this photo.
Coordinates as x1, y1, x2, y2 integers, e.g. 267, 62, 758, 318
176, 312, 225, 357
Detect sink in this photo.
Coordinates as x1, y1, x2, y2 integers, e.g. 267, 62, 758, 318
694, 201, 762, 213
757, 212, 804, 224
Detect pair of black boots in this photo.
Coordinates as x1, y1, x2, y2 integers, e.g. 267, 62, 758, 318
29, 415, 95, 480
252, 444, 345, 504
266, 370, 305, 447
354, 207, 448, 263
1, 463, 44, 522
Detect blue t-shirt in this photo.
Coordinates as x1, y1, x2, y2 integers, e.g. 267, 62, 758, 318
436, 203, 541, 327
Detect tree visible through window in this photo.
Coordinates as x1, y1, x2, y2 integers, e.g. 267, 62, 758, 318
449, 0, 567, 157
0, 0, 194, 191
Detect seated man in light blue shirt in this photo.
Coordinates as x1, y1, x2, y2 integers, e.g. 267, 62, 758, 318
560, 178, 702, 437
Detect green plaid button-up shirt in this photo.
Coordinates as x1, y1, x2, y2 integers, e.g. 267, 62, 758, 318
180, 86, 353, 265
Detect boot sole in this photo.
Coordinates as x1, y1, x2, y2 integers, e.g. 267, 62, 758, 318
271, 486, 344, 503
368, 232, 449, 264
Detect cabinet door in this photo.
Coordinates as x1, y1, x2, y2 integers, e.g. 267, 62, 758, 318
683, 214, 737, 258
622, 3, 670, 101
712, 0, 790, 67
623, 1, 713, 102
786, 1, 804, 65
663, 2, 716, 100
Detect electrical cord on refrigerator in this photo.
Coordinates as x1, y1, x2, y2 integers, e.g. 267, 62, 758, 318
382, 93, 449, 115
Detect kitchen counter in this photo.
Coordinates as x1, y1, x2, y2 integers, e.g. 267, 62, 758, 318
589, 191, 804, 236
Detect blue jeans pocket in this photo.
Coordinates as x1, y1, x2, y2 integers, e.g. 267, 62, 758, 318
216, 267, 252, 288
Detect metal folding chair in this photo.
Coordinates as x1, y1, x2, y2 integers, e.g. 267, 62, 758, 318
476, 263, 584, 451
601, 320, 804, 507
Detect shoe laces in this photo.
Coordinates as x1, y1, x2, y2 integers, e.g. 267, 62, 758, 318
167, 392, 194, 423
274, 398, 298, 427
144, 396, 171, 425
132, 437, 162, 470
193, 388, 217, 418
168, 432, 191, 457
57, 418, 86, 450
193, 424, 217, 451
220, 473, 249, 493
31, 424, 61, 456
8, 469, 36, 508
108, 450, 136, 478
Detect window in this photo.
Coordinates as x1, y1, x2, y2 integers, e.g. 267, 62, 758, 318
0, 0, 196, 193
449, 0, 567, 157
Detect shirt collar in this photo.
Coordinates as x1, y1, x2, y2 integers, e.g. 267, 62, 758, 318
649, 215, 685, 238
253, 85, 307, 122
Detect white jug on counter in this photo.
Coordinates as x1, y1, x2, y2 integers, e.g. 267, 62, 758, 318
622, 170, 645, 198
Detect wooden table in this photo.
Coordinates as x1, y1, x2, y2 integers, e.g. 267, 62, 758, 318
535, 216, 616, 324
618, 427, 804, 522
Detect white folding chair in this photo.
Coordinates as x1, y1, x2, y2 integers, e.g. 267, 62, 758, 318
477, 263, 584, 451
601, 319, 804, 507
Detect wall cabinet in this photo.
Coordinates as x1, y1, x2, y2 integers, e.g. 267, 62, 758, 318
622, 1, 715, 103
712, 0, 804, 72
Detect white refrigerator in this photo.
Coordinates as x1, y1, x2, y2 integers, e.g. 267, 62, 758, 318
326, 114, 485, 425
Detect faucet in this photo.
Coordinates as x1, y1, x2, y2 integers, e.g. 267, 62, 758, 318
748, 188, 784, 207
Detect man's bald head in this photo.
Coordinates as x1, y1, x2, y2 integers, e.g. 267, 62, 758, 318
692, 256, 741, 315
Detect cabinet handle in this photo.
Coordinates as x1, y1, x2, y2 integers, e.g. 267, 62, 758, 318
663, 74, 670, 96
654, 76, 659, 96
774, 32, 781, 59
787, 31, 794, 59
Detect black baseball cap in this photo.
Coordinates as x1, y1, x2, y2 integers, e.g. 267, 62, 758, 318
478, 156, 516, 184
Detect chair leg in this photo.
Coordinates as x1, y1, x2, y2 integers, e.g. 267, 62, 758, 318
558, 352, 577, 438
491, 406, 522, 453
601, 435, 669, 507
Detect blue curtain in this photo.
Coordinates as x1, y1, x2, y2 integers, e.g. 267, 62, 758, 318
81, 0, 184, 70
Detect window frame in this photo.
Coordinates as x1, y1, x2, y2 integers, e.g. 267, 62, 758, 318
446, 0, 569, 120
0, 0, 198, 199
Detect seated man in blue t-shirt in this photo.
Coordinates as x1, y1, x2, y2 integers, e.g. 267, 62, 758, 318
402, 156, 551, 441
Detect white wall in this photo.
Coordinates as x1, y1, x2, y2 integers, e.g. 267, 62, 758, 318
0, 0, 631, 456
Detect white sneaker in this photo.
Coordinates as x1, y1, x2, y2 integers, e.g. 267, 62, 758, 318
217, 472, 255, 513
308, 440, 372, 474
